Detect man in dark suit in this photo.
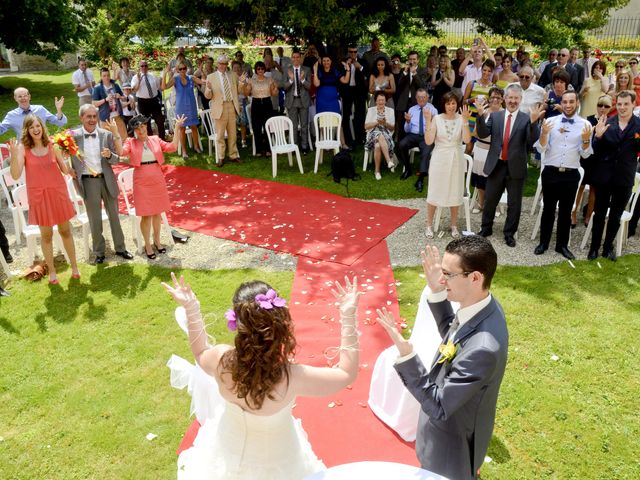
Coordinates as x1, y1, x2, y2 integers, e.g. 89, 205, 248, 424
284, 49, 312, 153
395, 51, 424, 142
568, 47, 585, 92
377, 236, 508, 480
70, 104, 133, 264
588, 90, 640, 261
538, 48, 580, 91
476, 84, 545, 247
339, 45, 368, 148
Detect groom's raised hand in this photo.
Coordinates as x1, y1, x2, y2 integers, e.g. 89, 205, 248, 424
376, 307, 413, 357
421, 246, 446, 293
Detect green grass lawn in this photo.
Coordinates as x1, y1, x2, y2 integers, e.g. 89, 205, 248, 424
0, 71, 539, 199
1, 258, 639, 479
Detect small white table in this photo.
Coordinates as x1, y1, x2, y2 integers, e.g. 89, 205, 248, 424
304, 461, 448, 480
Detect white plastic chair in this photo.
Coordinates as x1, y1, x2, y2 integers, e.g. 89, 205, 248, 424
116, 168, 172, 253
66, 177, 110, 259
313, 112, 341, 173
530, 167, 584, 241
434, 153, 474, 233
0, 143, 10, 168
12, 184, 70, 264
200, 109, 227, 163
1, 166, 26, 245
265, 116, 304, 178
581, 172, 640, 256
530, 169, 544, 215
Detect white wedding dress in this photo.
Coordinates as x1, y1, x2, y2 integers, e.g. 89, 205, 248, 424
168, 308, 325, 480
368, 286, 458, 441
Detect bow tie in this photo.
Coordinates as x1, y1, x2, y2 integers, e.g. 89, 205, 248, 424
21, 109, 31, 115
561, 117, 574, 124
84, 133, 97, 138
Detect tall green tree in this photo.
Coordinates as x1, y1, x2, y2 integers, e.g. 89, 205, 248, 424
0, 0, 88, 61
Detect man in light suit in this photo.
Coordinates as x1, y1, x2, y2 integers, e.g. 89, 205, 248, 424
205, 54, 241, 167
284, 49, 312, 153
70, 104, 133, 264
378, 236, 508, 480
475, 84, 545, 247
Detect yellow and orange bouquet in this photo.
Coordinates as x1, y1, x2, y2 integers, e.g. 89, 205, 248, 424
52, 130, 80, 157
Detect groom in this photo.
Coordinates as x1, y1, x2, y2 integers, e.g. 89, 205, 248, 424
378, 236, 508, 479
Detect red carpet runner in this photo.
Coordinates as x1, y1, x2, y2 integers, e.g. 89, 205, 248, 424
158, 167, 420, 466
120, 165, 416, 265
289, 241, 418, 466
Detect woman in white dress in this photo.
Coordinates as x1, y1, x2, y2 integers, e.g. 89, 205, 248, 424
423, 92, 472, 238
162, 273, 361, 480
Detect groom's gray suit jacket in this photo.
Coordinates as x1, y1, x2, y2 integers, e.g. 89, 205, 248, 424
394, 296, 508, 480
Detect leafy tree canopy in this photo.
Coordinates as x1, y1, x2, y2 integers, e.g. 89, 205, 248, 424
0, 0, 631, 61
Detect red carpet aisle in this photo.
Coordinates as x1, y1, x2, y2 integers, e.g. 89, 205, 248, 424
118, 165, 416, 265
288, 241, 418, 467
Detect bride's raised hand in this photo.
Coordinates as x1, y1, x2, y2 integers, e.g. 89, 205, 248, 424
162, 272, 197, 306
331, 276, 360, 322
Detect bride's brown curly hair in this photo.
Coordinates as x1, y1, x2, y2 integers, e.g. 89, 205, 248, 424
219, 281, 296, 409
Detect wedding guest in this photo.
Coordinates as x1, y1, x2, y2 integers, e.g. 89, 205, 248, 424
0, 88, 67, 138
362, 37, 390, 73
545, 69, 571, 119
70, 105, 133, 264
240, 61, 278, 157
369, 56, 396, 108
476, 84, 546, 247
341, 45, 368, 148
459, 38, 494, 95
313, 55, 349, 115
92, 68, 128, 141
397, 88, 437, 189
472, 87, 504, 215
493, 54, 518, 88
235, 50, 253, 77
162, 273, 360, 479
204, 55, 242, 166
430, 55, 454, 113
112, 57, 135, 88
511, 66, 545, 115
71, 58, 95, 107
169, 47, 194, 74
572, 95, 612, 228
451, 47, 466, 98
194, 56, 214, 110
303, 44, 319, 69
629, 57, 640, 105
364, 91, 395, 180
579, 61, 609, 118
131, 60, 166, 140
588, 91, 640, 261
120, 83, 136, 134
284, 49, 312, 154
8, 115, 80, 284
377, 237, 508, 480
463, 59, 495, 142
161, 61, 203, 159
609, 69, 633, 116
231, 61, 249, 150
118, 114, 186, 259
423, 94, 472, 238
395, 51, 424, 142
533, 91, 593, 260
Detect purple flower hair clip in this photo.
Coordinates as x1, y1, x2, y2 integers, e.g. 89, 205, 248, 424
255, 289, 287, 310
225, 308, 237, 331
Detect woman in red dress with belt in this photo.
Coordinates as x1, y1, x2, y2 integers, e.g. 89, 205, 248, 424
119, 114, 185, 259
8, 114, 80, 284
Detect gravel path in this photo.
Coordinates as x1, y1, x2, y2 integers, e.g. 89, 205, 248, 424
2, 194, 638, 280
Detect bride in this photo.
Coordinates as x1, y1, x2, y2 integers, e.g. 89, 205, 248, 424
162, 273, 361, 480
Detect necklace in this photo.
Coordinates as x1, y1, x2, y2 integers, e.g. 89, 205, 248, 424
442, 116, 457, 140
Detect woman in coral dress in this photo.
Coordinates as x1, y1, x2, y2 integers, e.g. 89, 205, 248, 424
8, 114, 80, 284
118, 114, 185, 259
162, 274, 361, 480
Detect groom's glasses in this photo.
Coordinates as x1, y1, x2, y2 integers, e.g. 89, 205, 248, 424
441, 270, 472, 280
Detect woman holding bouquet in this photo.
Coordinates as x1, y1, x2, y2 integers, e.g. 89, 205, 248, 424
117, 114, 186, 259
8, 115, 80, 284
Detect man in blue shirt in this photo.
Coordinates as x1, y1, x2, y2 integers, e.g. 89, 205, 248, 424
0, 88, 67, 138
397, 88, 438, 191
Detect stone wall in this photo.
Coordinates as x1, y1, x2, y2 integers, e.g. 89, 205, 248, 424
7, 51, 78, 72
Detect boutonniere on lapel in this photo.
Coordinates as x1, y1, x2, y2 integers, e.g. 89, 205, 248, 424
437, 340, 458, 364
